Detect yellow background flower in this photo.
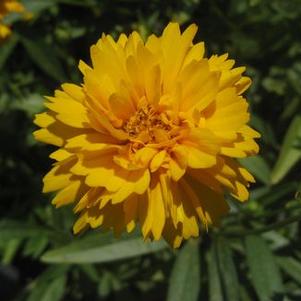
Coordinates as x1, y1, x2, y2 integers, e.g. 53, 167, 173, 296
0, 0, 25, 40
34, 23, 260, 247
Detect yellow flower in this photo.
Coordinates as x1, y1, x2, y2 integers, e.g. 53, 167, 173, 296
0, 23, 11, 39
0, 0, 25, 40
34, 23, 260, 248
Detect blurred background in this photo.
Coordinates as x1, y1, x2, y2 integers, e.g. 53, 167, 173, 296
1, 0, 301, 300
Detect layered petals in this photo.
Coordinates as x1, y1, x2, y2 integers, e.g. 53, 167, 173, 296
35, 22, 259, 248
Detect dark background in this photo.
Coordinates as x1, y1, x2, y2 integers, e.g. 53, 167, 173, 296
1, 0, 301, 300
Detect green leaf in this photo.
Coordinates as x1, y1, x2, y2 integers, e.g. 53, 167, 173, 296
1, 239, 22, 264
0, 220, 49, 241
28, 275, 66, 301
277, 256, 301, 285
13, 94, 44, 116
23, 235, 49, 258
216, 238, 239, 301
27, 266, 68, 301
281, 96, 300, 120
98, 272, 114, 298
250, 114, 277, 147
245, 235, 283, 301
206, 243, 224, 301
40, 276, 66, 301
0, 35, 18, 70
23, 0, 55, 13
41, 234, 167, 263
297, 182, 301, 200
263, 231, 290, 251
167, 240, 200, 301
79, 264, 100, 282
256, 182, 298, 206
262, 77, 286, 95
21, 37, 66, 81
239, 285, 253, 301
271, 115, 301, 184
239, 156, 271, 184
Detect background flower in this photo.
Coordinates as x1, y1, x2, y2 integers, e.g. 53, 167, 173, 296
0, 0, 25, 40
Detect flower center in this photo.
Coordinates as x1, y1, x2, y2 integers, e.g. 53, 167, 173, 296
123, 104, 173, 144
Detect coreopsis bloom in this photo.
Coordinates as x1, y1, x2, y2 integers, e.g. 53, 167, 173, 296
34, 23, 260, 247
0, 0, 25, 40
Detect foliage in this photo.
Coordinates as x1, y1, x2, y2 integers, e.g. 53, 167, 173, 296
1, 0, 301, 300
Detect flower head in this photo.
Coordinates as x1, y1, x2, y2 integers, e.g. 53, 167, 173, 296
0, 0, 25, 40
34, 23, 260, 247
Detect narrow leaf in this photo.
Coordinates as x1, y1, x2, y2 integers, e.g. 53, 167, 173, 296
167, 240, 200, 301
40, 276, 66, 301
27, 267, 68, 301
271, 115, 301, 184
23, 0, 54, 13
41, 236, 167, 263
277, 256, 301, 285
245, 235, 283, 301
206, 243, 223, 301
2, 239, 21, 264
239, 155, 271, 184
216, 238, 239, 301
21, 37, 66, 81
257, 182, 298, 206
0, 220, 49, 240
